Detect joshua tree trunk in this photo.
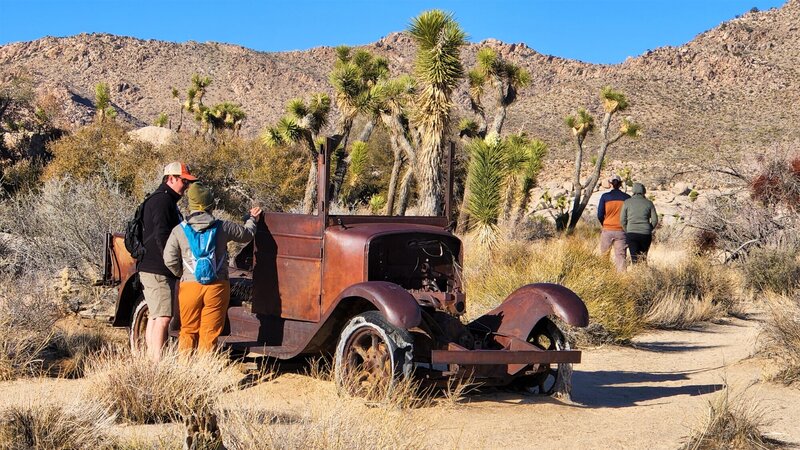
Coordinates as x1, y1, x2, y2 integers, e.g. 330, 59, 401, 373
302, 160, 317, 214
415, 128, 445, 216
396, 167, 414, 216
567, 136, 585, 230
302, 133, 320, 214
455, 180, 473, 234
568, 112, 623, 230
386, 135, 404, 215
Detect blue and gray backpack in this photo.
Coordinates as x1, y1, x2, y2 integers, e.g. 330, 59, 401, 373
180, 220, 224, 285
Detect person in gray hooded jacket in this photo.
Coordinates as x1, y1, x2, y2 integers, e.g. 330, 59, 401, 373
163, 182, 261, 352
620, 182, 658, 264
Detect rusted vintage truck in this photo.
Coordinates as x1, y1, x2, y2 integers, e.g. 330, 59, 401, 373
101, 137, 589, 395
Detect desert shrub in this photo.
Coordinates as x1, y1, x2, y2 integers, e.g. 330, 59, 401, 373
503, 215, 556, 241
0, 158, 43, 195
0, 402, 115, 450
160, 134, 308, 212
465, 236, 642, 343
45, 121, 161, 196
0, 276, 62, 380
740, 246, 800, 294
0, 175, 136, 278
84, 345, 240, 424
683, 386, 784, 449
629, 256, 739, 329
762, 293, 800, 385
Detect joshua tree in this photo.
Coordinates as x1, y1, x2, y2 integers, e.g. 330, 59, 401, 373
329, 46, 388, 199
407, 10, 466, 216
262, 93, 331, 214
457, 47, 530, 233
205, 102, 246, 134
171, 74, 212, 133
503, 134, 547, 225
370, 75, 416, 215
565, 87, 641, 230
94, 82, 116, 122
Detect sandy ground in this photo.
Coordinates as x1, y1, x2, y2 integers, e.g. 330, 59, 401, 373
1, 314, 798, 449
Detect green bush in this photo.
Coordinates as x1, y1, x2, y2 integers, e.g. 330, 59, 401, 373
741, 246, 800, 294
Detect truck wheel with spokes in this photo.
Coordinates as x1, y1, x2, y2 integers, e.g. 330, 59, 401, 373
514, 318, 571, 397
129, 296, 148, 352
334, 311, 414, 399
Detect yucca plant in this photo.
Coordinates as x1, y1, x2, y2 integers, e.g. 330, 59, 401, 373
408, 9, 466, 216
261, 93, 331, 213
565, 87, 641, 230
466, 135, 507, 246
342, 141, 369, 203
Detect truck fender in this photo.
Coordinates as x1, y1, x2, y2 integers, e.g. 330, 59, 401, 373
333, 281, 422, 330
111, 273, 142, 327
468, 283, 589, 339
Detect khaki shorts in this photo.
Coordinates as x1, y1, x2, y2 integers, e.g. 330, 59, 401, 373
139, 272, 177, 318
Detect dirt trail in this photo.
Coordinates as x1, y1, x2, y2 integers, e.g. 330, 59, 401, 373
1, 314, 798, 448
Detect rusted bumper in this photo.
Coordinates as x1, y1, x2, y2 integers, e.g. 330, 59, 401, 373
431, 348, 581, 365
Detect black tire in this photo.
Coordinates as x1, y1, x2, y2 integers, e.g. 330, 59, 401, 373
333, 311, 414, 398
129, 295, 148, 352
514, 318, 571, 396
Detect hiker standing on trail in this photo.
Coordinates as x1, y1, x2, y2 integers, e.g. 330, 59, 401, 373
597, 174, 631, 272
139, 161, 196, 362
163, 182, 261, 352
620, 182, 659, 264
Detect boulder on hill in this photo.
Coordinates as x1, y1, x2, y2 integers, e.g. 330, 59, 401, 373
128, 126, 177, 148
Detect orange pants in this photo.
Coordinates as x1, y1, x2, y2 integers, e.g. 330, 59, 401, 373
177, 280, 230, 352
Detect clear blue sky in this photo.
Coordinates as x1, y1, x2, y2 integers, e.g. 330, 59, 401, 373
0, 0, 788, 64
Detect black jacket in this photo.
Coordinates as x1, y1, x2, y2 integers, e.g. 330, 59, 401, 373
138, 182, 183, 276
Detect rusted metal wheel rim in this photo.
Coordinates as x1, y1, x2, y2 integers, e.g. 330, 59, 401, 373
342, 327, 393, 395
526, 321, 566, 395
129, 300, 149, 352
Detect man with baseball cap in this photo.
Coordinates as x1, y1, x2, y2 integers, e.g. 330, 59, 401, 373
597, 173, 630, 272
139, 161, 197, 362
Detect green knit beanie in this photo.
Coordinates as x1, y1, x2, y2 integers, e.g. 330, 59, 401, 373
187, 182, 214, 212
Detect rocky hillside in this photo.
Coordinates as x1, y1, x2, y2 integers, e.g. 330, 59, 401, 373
1, 0, 798, 167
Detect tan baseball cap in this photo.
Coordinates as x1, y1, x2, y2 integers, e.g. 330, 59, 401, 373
163, 161, 198, 181
608, 174, 622, 183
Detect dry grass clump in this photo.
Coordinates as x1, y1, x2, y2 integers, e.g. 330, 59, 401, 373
740, 246, 800, 295
40, 327, 112, 379
0, 276, 62, 380
219, 400, 425, 450
0, 402, 116, 450
629, 256, 740, 329
683, 386, 785, 450
465, 235, 642, 343
84, 345, 241, 424
762, 293, 800, 385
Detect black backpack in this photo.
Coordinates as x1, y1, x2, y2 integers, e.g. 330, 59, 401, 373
124, 192, 154, 260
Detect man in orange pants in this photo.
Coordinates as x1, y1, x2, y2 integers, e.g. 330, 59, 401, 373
163, 182, 261, 352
